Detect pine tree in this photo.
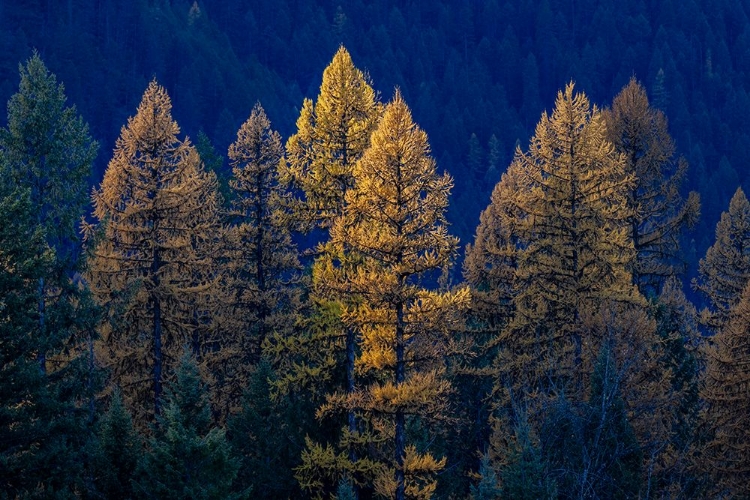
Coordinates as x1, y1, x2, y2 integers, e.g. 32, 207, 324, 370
135, 352, 245, 500
699, 281, 750, 498
603, 77, 700, 294
693, 187, 750, 329
498, 414, 556, 500
317, 91, 469, 500
225, 102, 302, 370
88, 389, 142, 499
85, 80, 222, 425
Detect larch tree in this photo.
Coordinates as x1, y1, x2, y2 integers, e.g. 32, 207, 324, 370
281, 45, 381, 231
271, 46, 381, 492
700, 281, 750, 498
224, 102, 302, 399
307, 91, 469, 500
85, 80, 222, 424
505, 82, 640, 401
603, 77, 700, 294
693, 187, 750, 329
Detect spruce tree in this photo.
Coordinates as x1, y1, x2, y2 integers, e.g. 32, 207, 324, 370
136, 352, 244, 500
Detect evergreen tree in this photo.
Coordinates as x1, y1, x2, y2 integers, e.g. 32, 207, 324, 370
603, 77, 700, 294
136, 352, 245, 500
0, 188, 86, 497
693, 187, 750, 329
85, 80, 223, 425
699, 281, 750, 498
498, 415, 556, 500
228, 359, 306, 499
313, 91, 469, 500
0, 53, 98, 498
88, 389, 142, 499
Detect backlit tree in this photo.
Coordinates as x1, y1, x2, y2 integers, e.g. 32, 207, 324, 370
86, 80, 222, 424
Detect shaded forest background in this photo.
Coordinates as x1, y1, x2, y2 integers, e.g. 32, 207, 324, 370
2, 0, 749, 287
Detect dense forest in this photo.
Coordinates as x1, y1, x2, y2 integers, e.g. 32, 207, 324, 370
2, 1, 750, 499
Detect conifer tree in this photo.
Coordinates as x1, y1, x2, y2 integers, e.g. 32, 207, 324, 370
699, 281, 750, 498
272, 47, 381, 495
135, 352, 245, 500
85, 80, 222, 424
316, 91, 469, 499
693, 187, 750, 329
506, 82, 640, 400
228, 359, 307, 499
0, 51, 99, 375
281, 45, 381, 231
225, 103, 302, 368
603, 78, 700, 293
0, 187, 92, 496
0, 54, 98, 497
88, 389, 141, 499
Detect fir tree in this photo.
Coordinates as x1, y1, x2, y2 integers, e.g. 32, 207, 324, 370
88, 389, 141, 499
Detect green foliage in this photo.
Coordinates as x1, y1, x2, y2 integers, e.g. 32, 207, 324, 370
470, 453, 501, 500
228, 358, 308, 499
499, 417, 556, 500
88, 389, 142, 499
0, 188, 85, 497
135, 352, 245, 500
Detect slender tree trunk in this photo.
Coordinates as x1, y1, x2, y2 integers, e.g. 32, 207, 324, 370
37, 277, 46, 374
395, 299, 406, 500
152, 248, 163, 417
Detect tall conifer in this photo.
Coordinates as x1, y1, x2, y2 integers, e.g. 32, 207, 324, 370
86, 81, 222, 424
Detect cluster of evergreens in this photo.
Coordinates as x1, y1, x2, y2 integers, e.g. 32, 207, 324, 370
2, 46, 750, 500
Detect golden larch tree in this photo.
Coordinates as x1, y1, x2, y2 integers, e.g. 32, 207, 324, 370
313, 91, 469, 499
223, 102, 303, 400
281, 45, 381, 231
700, 281, 750, 497
271, 47, 382, 487
603, 77, 700, 293
86, 80, 222, 424
507, 82, 640, 400
693, 187, 750, 329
